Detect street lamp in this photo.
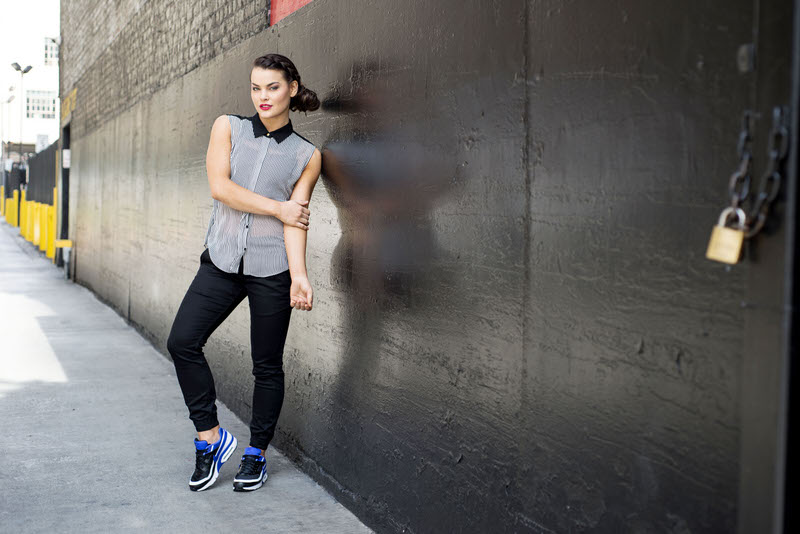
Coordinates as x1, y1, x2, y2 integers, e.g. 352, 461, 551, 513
11, 62, 32, 169
1, 94, 14, 187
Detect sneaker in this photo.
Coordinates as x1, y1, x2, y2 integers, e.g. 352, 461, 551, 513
232, 446, 268, 492
189, 427, 237, 492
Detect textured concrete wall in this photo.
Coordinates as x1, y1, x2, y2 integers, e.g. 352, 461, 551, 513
523, 2, 753, 531
60, 0, 790, 532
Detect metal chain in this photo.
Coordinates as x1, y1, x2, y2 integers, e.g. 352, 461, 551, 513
744, 106, 790, 238
728, 110, 753, 209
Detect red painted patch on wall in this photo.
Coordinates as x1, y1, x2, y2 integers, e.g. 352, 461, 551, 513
270, 0, 314, 25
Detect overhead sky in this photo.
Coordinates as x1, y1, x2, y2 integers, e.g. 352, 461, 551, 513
0, 0, 60, 147
0, 0, 59, 88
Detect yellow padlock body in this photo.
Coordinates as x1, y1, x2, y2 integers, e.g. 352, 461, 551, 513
706, 225, 744, 264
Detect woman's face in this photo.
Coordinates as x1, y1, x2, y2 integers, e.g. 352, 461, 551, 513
251, 67, 298, 119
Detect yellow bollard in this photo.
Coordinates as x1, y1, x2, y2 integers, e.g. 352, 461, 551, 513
39, 204, 45, 251
19, 191, 26, 238
39, 203, 47, 252
26, 199, 34, 242
39, 202, 48, 250
45, 205, 54, 259
39, 203, 50, 254
54, 239, 73, 275
21, 191, 28, 240
24, 200, 29, 240
48, 187, 58, 261
33, 202, 40, 245
12, 189, 19, 227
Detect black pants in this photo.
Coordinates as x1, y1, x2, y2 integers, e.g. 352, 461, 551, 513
167, 248, 292, 450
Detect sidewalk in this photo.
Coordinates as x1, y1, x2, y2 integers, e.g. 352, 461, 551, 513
0, 221, 373, 533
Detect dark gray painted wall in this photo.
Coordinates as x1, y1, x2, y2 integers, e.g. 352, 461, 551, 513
523, 1, 752, 532
61, 0, 794, 532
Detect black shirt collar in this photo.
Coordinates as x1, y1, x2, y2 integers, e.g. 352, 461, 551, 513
250, 113, 293, 143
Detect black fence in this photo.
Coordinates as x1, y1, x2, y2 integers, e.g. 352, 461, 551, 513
2, 165, 27, 198
26, 142, 58, 204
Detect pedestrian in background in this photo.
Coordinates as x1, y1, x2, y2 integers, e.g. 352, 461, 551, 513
166, 53, 322, 492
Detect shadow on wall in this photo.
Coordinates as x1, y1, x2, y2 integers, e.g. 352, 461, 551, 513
319, 56, 460, 418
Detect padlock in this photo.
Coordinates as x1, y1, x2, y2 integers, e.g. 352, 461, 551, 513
706, 207, 747, 264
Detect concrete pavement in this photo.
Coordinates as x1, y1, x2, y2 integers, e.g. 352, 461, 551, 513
0, 220, 373, 533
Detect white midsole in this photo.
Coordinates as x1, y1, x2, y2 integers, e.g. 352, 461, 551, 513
189, 430, 237, 489
234, 469, 268, 486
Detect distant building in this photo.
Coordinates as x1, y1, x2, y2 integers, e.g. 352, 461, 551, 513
1, 19, 61, 172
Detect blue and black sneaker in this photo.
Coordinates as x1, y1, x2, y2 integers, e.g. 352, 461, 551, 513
189, 427, 237, 492
232, 446, 268, 492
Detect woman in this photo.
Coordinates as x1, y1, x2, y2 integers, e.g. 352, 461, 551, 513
166, 53, 321, 493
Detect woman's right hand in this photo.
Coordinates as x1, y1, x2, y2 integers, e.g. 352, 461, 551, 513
278, 199, 311, 230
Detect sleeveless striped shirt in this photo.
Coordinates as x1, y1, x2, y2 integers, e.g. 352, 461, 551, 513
203, 113, 316, 277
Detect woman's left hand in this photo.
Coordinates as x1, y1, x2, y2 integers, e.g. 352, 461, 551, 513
290, 276, 313, 311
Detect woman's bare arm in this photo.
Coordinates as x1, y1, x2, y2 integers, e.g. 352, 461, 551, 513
284, 148, 322, 281
206, 115, 310, 228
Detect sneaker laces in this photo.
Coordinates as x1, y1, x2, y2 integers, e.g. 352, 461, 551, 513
238, 454, 264, 476
194, 445, 214, 472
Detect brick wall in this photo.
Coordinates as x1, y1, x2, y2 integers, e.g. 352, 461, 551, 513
61, 0, 269, 139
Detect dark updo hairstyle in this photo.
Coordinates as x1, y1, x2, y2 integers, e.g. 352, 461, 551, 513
252, 54, 320, 113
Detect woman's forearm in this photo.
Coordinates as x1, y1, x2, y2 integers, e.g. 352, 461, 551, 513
281, 147, 321, 280
214, 179, 280, 217
284, 224, 308, 279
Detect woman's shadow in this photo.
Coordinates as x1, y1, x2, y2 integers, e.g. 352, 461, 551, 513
317, 59, 461, 442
